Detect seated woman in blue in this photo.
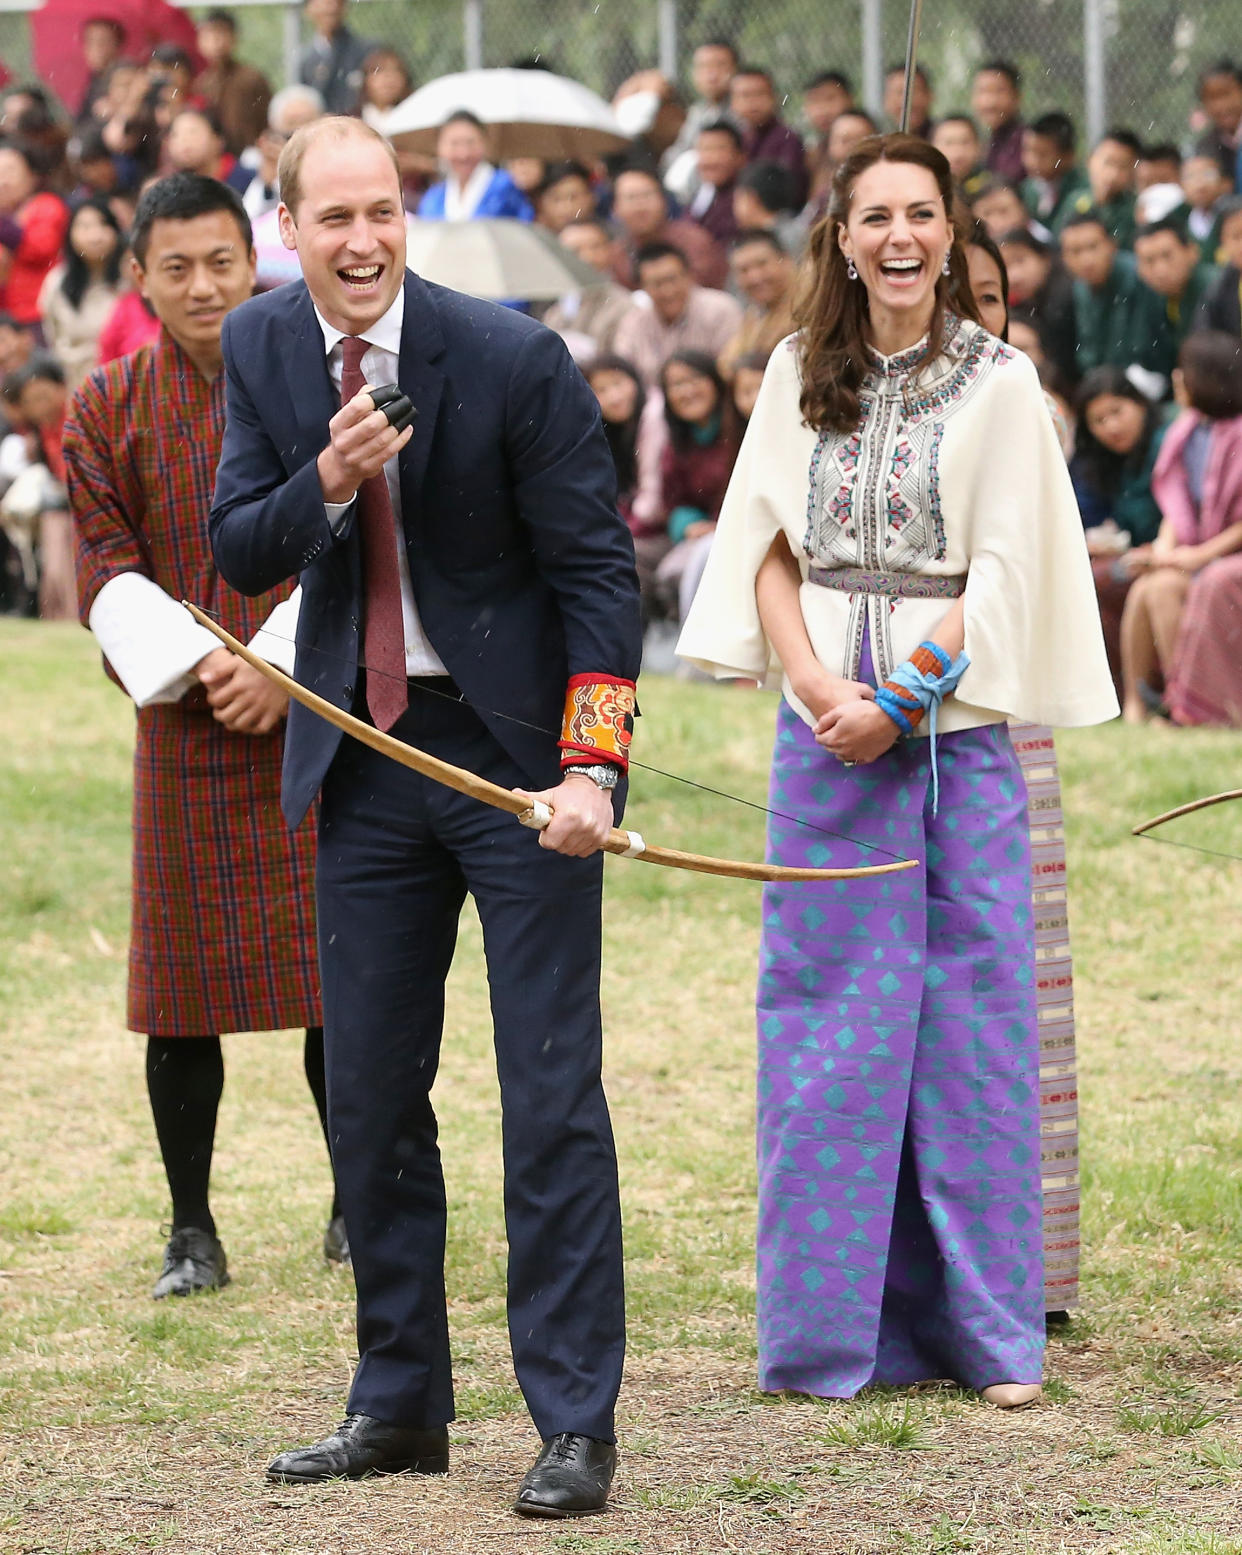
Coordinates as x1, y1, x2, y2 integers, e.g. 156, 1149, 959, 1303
418, 110, 534, 221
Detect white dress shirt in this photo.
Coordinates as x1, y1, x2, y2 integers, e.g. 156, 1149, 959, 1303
315, 286, 448, 677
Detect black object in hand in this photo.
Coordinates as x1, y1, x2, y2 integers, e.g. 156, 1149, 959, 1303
368, 382, 417, 434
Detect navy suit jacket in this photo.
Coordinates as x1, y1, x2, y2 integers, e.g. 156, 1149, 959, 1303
209, 271, 642, 827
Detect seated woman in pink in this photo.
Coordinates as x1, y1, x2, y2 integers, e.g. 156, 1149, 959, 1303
1120, 331, 1242, 725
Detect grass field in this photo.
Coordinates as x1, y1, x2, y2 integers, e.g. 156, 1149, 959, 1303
3, 617, 1242, 1555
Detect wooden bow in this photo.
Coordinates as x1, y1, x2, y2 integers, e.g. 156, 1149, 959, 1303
1132, 789, 1242, 839
185, 602, 916, 884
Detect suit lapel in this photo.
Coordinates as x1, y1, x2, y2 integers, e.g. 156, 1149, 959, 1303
396, 270, 446, 532
282, 284, 337, 459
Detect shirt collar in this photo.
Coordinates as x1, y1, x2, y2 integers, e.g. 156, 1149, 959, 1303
314, 280, 405, 360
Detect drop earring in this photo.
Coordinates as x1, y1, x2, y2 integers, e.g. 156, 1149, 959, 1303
846, 257, 858, 280
942, 252, 952, 275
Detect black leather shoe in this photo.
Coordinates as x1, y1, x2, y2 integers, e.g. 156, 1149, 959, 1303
266, 1415, 449, 1482
513, 1433, 616, 1518
322, 1214, 351, 1265
152, 1227, 230, 1300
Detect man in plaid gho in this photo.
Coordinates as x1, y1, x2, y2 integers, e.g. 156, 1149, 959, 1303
64, 173, 344, 1300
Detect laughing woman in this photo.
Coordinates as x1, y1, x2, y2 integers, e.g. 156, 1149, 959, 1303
678, 136, 1116, 1407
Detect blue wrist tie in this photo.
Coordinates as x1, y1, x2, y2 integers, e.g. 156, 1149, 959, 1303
877, 643, 970, 814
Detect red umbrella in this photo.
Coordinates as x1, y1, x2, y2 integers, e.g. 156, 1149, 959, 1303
30, 0, 201, 114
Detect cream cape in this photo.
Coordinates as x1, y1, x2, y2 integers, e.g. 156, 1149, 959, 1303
677, 319, 1120, 733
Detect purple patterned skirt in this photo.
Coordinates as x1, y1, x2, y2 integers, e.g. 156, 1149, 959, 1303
756, 699, 1045, 1396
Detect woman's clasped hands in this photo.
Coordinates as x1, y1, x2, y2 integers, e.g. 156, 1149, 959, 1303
795, 667, 902, 766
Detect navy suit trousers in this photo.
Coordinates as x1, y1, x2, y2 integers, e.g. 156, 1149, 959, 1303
316, 686, 626, 1441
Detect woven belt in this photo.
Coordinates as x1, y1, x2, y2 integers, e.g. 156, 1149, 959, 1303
807, 565, 967, 600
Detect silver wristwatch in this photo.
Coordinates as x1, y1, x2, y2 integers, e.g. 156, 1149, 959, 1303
567, 763, 620, 791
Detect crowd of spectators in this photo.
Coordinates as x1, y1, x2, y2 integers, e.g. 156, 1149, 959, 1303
3, 10, 1242, 725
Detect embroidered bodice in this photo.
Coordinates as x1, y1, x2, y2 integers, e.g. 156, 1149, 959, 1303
805, 316, 1009, 573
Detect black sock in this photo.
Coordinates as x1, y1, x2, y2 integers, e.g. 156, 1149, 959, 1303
303, 1026, 341, 1220
146, 1035, 224, 1238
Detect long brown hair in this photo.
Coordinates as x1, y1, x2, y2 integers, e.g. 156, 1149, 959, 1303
794, 134, 980, 433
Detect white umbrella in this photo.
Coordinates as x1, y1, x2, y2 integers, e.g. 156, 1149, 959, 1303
404, 219, 607, 302
383, 68, 630, 161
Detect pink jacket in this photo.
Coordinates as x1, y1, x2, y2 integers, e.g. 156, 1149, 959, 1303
1152, 410, 1242, 545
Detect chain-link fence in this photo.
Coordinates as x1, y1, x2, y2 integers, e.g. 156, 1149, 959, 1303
0, 0, 1236, 147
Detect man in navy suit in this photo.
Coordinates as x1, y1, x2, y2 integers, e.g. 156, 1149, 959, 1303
209, 116, 642, 1518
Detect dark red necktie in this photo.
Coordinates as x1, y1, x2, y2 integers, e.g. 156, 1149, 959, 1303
340, 336, 408, 731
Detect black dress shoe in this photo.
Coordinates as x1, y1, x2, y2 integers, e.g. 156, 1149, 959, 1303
322, 1214, 351, 1265
152, 1227, 230, 1300
513, 1433, 616, 1518
266, 1415, 449, 1483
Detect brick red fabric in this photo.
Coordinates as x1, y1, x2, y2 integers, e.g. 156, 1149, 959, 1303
64, 331, 320, 1037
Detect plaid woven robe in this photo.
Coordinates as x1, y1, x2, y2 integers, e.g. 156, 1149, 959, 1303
65, 331, 320, 1038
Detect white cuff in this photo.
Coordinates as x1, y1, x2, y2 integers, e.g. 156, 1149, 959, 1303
247, 584, 301, 675
325, 498, 356, 535
88, 572, 221, 706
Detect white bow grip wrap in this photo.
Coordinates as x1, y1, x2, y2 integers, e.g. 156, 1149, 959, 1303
517, 803, 645, 857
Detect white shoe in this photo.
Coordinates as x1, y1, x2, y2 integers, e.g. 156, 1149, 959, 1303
981, 1383, 1042, 1409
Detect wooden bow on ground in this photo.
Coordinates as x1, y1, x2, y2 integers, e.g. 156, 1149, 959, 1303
185, 602, 916, 884
1132, 789, 1242, 839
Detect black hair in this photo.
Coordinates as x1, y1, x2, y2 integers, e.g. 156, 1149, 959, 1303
1134, 217, 1193, 246
441, 109, 486, 135
734, 348, 771, 373
1138, 141, 1181, 166
937, 113, 979, 137
976, 60, 1021, 90
1217, 195, 1242, 230
585, 353, 644, 496
1028, 111, 1076, 153
1074, 365, 1161, 497
60, 197, 125, 309
0, 138, 42, 181
150, 44, 194, 72
697, 118, 743, 152
560, 213, 611, 239
634, 240, 688, 273
660, 348, 730, 451
1180, 331, 1242, 419
804, 70, 853, 95
998, 226, 1050, 257
74, 127, 113, 165
967, 221, 1009, 310
966, 173, 1022, 206
732, 65, 774, 88
130, 170, 252, 265
0, 311, 24, 333
4, 83, 55, 116
1197, 59, 1242, 95
1060, 208, 1111, 237
535, 159, 591, 198
171, 104, 226, 140
730, 227, 785, 256
614, 162, 664, 191
736, 159, 796, 214
1097, 126, 1143, 156
201, 8, 237, 28
696, 39, 738, 62
885, 63, 932, 89
834, 108, 878, 135
13, 352, 65, 391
